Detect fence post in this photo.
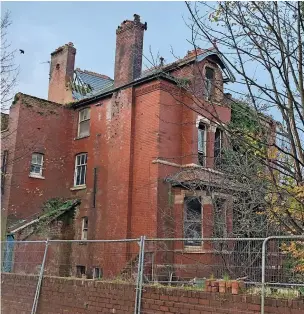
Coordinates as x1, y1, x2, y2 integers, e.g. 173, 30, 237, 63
31, 239, 49, 314
261, 237, 269, 314
137, 235, 146, 314
134, 236, 144, 314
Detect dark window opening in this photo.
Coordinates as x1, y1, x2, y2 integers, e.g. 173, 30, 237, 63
184, 197, 202, 246
213, 197, 227, 238
213, 197, 228, 250
205, 67, 215, 100
198, 123, 206, 166
1, 150, 8, 195
214, 128, 223, 169
76, 265, 86, 278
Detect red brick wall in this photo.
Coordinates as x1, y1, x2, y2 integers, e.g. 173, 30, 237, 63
2, 94, 74, 224
2, 273, 303, 314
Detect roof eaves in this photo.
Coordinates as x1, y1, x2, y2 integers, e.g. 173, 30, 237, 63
72, 72, 178, 109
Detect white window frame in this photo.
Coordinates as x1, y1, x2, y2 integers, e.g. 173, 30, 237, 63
30, 153, 44, 177
198, 123, 207, 166
81, 216, 88, 240
77, 108, 90, 138
93, 267, 102, 280
74, 153, 87, 187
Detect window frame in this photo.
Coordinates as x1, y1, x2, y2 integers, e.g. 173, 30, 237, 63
74, 153, 88, 187
93, 267, 102, 280
81, 216, 88, 240
198, 123, 207, 167
30, 153, 44, 177
76, 265, 86, 278
204, 66, 215, 100
214, 127, 223, 169
184, 196, 202, 247
77, 108, 91, 138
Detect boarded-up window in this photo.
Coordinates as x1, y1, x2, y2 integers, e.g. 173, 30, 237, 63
184, 197, 202, 246
78, 108, 90, 137
198, 123, 206, 166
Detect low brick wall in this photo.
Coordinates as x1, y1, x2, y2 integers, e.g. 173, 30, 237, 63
2, 273, 304, 314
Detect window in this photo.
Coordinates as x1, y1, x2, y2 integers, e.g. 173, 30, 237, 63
76, 265, 86, 278
30, 153, 44, 177
198, 123, 206, 166
81, 216, 88, 240
74, 153, 87, 186
1, 150, 8, 195
184, 197, 202, 246
214, 128, 223, 169
213, 197, 228, 250
93, 267, 103, 280
78, 108, 90, 138
205, 67, 215, 100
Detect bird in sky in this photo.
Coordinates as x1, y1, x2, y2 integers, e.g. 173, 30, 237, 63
19, 49, 24, 54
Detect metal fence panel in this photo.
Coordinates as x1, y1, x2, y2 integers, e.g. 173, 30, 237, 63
1, 240, 47, 314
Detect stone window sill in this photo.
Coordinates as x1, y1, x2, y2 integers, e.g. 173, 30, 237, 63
74, 135, 90, 140
29, 174, 45, 180
70, 185, 86, 191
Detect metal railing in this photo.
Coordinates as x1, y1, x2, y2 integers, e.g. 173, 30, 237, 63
1, 236, 304, 314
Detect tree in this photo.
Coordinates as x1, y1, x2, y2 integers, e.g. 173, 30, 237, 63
181, 1, 304, 235
1, 11, 19, 111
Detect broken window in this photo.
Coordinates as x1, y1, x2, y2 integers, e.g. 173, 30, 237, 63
30, 153, 44, 177
81, 216, 88, 240
205, 67, 215, 100
214, 128, 223, 169
184, 197, 202, 246
198, 123, 206, 166
76, 265, 86, 278
93, 267, 102, 280
78, 108, 90, 138
74, 153, 87, 186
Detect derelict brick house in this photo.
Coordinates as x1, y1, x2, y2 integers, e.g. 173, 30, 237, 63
1, 14, 245, 279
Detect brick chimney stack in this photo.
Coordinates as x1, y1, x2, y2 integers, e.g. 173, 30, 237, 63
114, 14, 147, 87
48, 42, 76, 104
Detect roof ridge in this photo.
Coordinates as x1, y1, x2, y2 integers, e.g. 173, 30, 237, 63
75, 68, 113, 80
142, 47, 215, 76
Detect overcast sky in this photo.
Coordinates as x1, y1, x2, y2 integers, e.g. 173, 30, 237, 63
2, 1, 196, 100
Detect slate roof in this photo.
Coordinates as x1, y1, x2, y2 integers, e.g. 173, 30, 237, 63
72, 48, 235, 105
72, 68, 114, 100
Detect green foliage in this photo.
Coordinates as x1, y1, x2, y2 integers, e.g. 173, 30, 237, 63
42, 197, 68, 213
12, 94, 20, 105
230, 101, 259, 133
